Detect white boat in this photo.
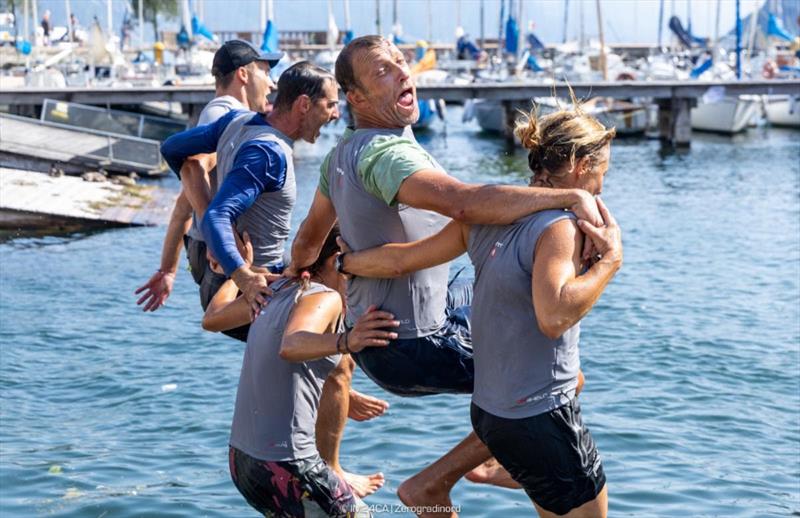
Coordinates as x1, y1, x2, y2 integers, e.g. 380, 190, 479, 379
691, 96, 760, 134
764, 95, 800, 128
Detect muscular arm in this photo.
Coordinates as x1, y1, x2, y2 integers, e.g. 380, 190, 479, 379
287, 188, 338, 276
180, 153, 217, 221
532, 219, 622, 339
342, 220, 469, 278
135, 191, 192, 311
201, 279, 250, 332
279, 291, 343, 362
396, 169, 601, 226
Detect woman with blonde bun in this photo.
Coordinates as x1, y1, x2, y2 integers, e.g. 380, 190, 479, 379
338, 102, 622, 517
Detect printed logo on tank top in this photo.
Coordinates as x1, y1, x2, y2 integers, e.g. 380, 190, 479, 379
490, 241, 504, 258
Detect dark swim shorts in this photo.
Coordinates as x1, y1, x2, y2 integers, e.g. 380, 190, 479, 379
471, 398, 606, 515
229, 446, 369, 517
351, 280, 474, 396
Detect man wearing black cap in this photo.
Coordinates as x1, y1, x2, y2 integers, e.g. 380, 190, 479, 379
136, 40, 282, 317
161, 60, 341, 339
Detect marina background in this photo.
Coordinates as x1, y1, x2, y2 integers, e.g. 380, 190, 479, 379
15, 0, 767, 46
1, 108, 799, 516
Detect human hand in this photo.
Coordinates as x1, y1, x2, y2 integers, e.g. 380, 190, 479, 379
577, 197, 623, 267
344, 305, 400, 353
134, 270, 176, 312
231, 267, 273, 321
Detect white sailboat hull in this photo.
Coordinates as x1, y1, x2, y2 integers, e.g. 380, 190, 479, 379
764, 95, 800, 128
691, 97, 759, 134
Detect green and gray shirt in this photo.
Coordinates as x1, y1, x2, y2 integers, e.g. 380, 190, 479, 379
320, 127, 450, 339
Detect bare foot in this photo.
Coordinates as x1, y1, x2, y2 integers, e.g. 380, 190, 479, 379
464, 458, 521, 489
398, 474, 458, 518
348, 389, 389, 421
343, 470, 385, 498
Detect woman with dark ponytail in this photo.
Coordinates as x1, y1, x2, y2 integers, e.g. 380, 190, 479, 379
204, 227, 399, 517
338, 102, 622, 517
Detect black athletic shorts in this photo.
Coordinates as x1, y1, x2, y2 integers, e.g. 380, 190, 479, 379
351, 279, 474, 396
229, 446, 369, 517
471, 398, 606, 515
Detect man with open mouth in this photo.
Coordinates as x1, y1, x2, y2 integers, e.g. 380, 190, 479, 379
287, 35, 605, 517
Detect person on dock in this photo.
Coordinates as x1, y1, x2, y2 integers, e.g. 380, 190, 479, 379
207, 227, 391, 516
135, 40, 282, 318
286, 35, 605, 516
41, 10, 51, 46
336, 104, 621, 518
159, 60, 340, 343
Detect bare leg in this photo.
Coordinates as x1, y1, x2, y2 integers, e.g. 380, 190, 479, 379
533, 484, 607, 518
398, 431, 492, 517
464, 457, 522, 489
316, 356, 384, 497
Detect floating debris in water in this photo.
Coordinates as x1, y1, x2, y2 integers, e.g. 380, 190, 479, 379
48, 465, 62, 474
63, 487, 83, 499
161, 383, 177, 393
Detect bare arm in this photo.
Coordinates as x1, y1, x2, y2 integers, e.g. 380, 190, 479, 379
285, 188, 337, 277
202, 279, 250, 332
341, 220, 469, 278
180, 153, 217, 221
134, 191, 192, 311
533, 199, 622, 339
396, 169, 602, 226
280, 296, 400, 362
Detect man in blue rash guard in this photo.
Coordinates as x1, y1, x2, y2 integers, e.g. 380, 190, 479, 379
161, 61, 341, 333
135, 40, 282, 314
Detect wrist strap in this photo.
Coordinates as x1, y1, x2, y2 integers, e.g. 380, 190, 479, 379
343, 330, 353, 354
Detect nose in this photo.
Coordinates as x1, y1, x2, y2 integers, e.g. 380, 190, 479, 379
330, 103, 341, 121
391, 61, 410, 82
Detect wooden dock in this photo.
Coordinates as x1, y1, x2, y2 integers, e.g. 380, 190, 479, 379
2, 79, 798, 146
0, 168, 176, 233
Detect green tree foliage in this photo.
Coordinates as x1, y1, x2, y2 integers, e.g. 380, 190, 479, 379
134, 0, 178, 42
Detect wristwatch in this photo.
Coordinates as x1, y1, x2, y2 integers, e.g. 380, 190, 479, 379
335, 253, 350, 275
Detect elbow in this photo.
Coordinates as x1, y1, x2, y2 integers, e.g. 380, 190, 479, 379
201, 315, 221, 332
278, 339, 296, 361
537, 315, 568, 340
278, 347, 291, 360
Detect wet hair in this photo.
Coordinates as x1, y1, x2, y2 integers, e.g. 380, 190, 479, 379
335, 35, 387, 94
296, 225, 341, 301
272, 61, 335, 112
514, 95, 616, 185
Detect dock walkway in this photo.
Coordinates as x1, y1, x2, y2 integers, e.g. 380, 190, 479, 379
0, 168, 176, 232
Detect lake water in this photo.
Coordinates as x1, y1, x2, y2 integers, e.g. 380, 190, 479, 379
1, 108, 799, 517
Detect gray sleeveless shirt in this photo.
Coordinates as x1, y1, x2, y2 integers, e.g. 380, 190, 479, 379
230, 279, 342, 461
216, 113, 296, 267
325, 128, 450, 338
468, 210, 581, 419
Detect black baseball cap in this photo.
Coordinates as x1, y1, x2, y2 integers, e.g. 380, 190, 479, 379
212, 40, 284, 76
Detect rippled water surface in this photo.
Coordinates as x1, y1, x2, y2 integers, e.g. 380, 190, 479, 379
2, 109, 799, 517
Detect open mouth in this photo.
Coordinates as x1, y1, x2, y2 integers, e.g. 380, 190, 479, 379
397, 87, 414, 108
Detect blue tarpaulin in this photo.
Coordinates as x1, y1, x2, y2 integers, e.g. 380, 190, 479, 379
504, 16, 519, 54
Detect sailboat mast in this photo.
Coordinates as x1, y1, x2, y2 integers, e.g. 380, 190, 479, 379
344, 0, 351, 31
138, 0, 143, 47
107, 0, 112, 37
596, 0, 608, 80
479, 0, 485, 46
563, 0, 569, 44
376, 0, 382, 36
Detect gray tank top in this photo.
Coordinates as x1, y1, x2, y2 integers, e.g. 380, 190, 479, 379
215, 113, 296, 267
326, 128, 449, 338
468, 210, 581, 419
230, 279, 342, 461
185, 96, 245, 241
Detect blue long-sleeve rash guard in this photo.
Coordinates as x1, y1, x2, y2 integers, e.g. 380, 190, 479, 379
160, 109, 244, 177
160, 111, 288, 275
201, 140, 287, 275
